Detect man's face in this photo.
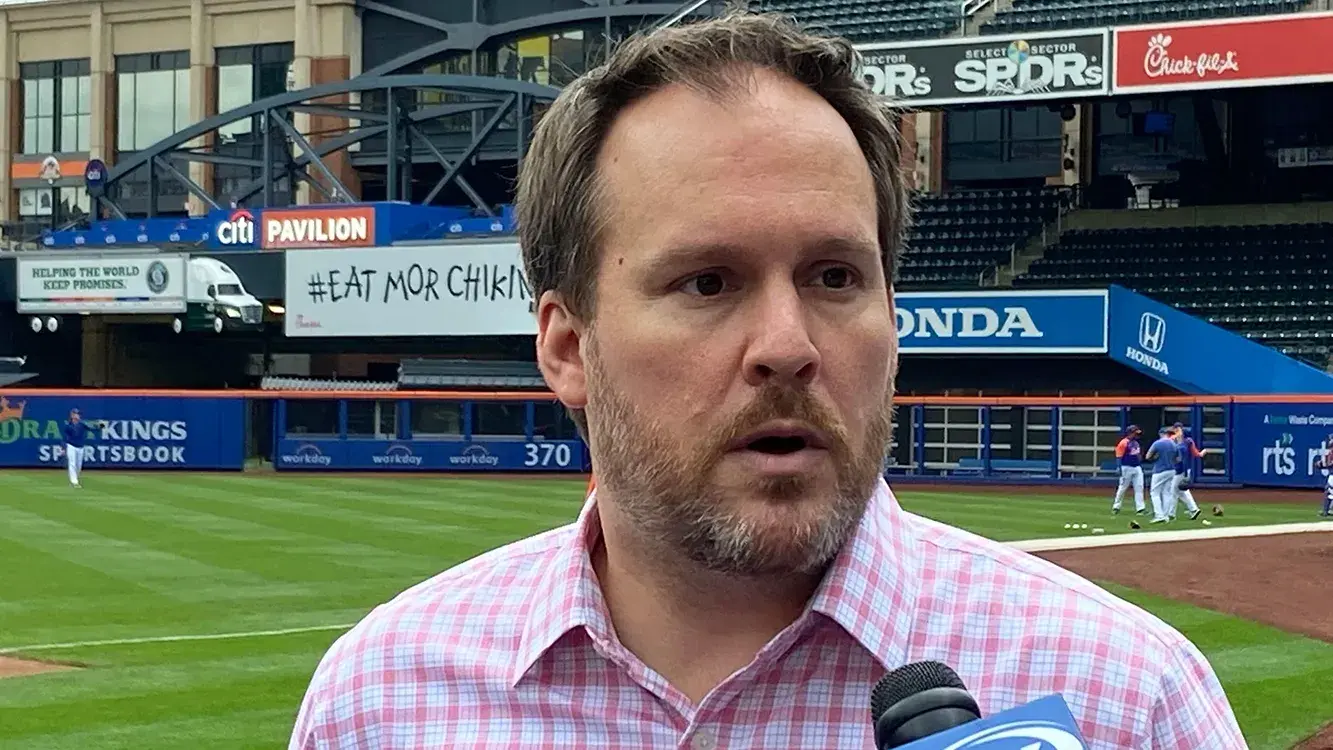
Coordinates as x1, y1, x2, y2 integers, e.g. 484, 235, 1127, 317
545, 69, 897, 577
70, 412, 80, 423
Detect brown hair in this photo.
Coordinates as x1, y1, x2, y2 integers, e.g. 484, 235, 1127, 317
516, 6, 912, 323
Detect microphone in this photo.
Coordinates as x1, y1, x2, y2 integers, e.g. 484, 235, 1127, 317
870, 661, 1090, 750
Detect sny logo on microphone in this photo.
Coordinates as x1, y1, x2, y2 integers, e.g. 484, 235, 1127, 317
936, 719, 1085, 750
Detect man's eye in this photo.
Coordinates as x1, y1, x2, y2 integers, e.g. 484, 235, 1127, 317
683, 273, 727, 297
819, 266, 859, 289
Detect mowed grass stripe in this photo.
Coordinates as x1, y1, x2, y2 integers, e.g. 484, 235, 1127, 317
1101, 583, 1333, 750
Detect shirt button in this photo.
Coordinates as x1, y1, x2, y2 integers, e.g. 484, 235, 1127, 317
691, 729, 717, 750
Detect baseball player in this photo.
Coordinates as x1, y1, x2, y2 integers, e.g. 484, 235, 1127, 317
1144, 426, 1181, 524
1169, 424, 1204, 521
1316, 433, 1333, 518
61, 408, 104, 488
1111, 424, 1146, 515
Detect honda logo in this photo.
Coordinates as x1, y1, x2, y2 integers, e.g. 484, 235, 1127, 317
1138, 312, 1166, 354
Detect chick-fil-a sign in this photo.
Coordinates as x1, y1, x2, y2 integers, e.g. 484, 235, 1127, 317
1113, 12, 1333, 94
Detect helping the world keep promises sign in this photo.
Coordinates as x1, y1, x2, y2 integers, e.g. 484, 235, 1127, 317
282, 241, 538, 337
16, 254, 188, 314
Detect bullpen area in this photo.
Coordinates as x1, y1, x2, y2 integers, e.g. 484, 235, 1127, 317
0, 472, 1330, 750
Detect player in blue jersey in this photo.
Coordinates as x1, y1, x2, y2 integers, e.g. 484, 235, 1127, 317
1168, 423, 1204, 521
1111, 425, 1146, 515
1317, 433, 1333, 518
61, 408, 103, 488
1144, 426, 1181, 524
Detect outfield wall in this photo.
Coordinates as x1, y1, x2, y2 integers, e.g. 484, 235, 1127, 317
2, 389, 1333, 490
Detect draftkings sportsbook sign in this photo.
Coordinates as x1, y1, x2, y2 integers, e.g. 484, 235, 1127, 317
856, 29, 1110, 106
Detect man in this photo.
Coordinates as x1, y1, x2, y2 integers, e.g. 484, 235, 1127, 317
1145, 426, 1181, 524
1169, 423, 1204, 521
1316, 433, 1333, 518
289, 11, 1242, 748
1110, 424, 1145, 515
61, 408, 100, 488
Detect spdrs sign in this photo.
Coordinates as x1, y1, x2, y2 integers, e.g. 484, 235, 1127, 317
0, 394, 245, 470
856, 29, 1109, 105
17, 254, 187, 314
283, 241, 536, 337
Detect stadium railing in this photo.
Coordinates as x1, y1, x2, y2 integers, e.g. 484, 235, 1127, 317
0, 389, 1329, 489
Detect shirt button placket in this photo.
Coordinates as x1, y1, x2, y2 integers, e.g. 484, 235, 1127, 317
689, 728, 717, 750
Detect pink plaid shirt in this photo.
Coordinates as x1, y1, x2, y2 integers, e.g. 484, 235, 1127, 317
290, 479, 1244, 749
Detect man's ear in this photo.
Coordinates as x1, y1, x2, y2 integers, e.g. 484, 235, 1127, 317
535, 290, 588, 412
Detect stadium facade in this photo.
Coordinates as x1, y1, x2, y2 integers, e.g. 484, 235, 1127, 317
6, 0, 1333, 479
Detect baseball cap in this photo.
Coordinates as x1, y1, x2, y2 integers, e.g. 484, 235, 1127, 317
1126, 424, 1141, 435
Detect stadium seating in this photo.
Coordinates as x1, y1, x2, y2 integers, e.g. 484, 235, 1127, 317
982, 0, 1307, 35
398, 358, 549, 390
1013, 223, 1333, 366
898, 187, 1066, 288
760, 0, 960, 42
261, 377, 397, 391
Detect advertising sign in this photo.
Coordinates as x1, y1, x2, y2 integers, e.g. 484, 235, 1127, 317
16, 254, 187, 314
274, 438, 587, 472
1106, 286, 1333, 395
1231, 403, 1333, 488
1113, 12, 1333, 94
0, 394, 245, 470
212, 206, 377, 250
282, 241, 535, 337
894, 289, 1108, 354
856, 29, 1109, 105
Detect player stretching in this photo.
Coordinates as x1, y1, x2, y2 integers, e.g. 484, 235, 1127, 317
1169, 424, 1204, 521
1318, 433, 1333, 518
61, 408, 102, 488
1144, 426, 1180, 524
1111, 425, 1146, 515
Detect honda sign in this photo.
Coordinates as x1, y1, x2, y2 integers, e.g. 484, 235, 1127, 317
856, 29, 1110, 106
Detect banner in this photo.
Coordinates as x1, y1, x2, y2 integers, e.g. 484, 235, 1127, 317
274, 438, 587, 472
1113, 12, 1333, 94
0, 394, 244, 469
894, 290, 1108, 354
16, 254, 187, 314
214, 206, 378, 251
1231, 403, 1333, 488
856, 29, 1109, 106
283, 241, 535, 337
1105, 286, 1333, 395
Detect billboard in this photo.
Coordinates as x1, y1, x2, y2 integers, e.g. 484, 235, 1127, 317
1231, 403, 1333, 488
1105, 286, 1333, 395
1112, 12, 1333, 94
856, 29, 1110, 106
894, 290, 1108, 354
282, 241, 535, 337
274, 438, 587, 472
213, 206, 377, 251
0, 394, 245, 470
16, 254, 187, 314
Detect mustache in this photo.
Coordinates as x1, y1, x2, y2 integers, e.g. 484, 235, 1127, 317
704, 385, 851, 458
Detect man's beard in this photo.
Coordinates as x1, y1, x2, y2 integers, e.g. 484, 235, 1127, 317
583, 341, 894, 578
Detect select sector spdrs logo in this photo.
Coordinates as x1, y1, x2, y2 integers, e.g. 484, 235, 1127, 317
280, 443, 331, 467
449, 444, 500, 467
372, 444, 423, 467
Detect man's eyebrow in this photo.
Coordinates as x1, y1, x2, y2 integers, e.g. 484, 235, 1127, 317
640, 237, 880, 276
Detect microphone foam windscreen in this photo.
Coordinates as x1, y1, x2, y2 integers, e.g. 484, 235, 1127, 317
871, 661, 968, 719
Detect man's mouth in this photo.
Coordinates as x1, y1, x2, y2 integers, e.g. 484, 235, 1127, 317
733, 423, 829, 455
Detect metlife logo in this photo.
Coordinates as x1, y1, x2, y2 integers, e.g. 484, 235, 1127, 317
856, 30, 1110, 106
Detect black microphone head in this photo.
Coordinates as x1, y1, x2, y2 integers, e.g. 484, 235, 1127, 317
870, 661, 966, 719
870, 661, 982, 750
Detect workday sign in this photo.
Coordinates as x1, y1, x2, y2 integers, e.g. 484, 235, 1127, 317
894, 290, 1109, 354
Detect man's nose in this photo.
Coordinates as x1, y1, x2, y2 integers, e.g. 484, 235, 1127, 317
741, 285, 821, 388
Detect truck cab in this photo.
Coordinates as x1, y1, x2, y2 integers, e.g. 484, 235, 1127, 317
173, 257, 265, 334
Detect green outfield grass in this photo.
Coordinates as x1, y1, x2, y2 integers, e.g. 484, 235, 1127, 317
0, 471, 1328, 749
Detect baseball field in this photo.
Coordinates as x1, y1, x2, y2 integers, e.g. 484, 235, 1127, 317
1, 470, 1331, 749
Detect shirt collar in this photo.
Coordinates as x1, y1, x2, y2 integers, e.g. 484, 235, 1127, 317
510, 477, 920, 685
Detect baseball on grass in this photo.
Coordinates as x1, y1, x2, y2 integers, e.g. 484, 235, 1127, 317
1091, 527, 1105, 534
1202, 519, 1212, 526
1079, 524, 1088, 530
1064, 523, 1072, 529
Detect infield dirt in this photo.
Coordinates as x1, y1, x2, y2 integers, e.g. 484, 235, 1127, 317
0, 656, 80, 680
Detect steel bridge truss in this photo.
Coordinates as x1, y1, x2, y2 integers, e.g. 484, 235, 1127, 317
97, 74, 561, 219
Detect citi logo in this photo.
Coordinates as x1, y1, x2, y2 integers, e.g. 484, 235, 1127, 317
1138, 312, 1166, 354
216, 209, 256, 245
